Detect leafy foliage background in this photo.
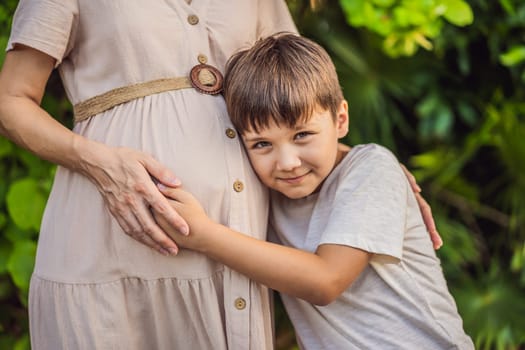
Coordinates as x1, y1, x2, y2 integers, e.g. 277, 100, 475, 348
1, 1, 524, 349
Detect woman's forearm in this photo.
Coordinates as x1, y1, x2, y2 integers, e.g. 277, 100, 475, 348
0, 94, 105, 173
0, 46, 106, 174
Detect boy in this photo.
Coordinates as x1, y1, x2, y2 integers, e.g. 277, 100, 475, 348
157, 33, 474, 349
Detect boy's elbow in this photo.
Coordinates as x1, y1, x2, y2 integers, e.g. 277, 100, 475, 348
306, 279, 344, 306
311, 289, 339, 306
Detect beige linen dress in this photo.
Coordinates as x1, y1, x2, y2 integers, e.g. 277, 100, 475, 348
7, 1, 296, 349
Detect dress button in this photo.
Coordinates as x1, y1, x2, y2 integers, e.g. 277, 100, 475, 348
197, 54, 208, 64
187, 14, 199, 25
225, 128, 237, 139
234, 297, 246, 310
233, 180, 244, 192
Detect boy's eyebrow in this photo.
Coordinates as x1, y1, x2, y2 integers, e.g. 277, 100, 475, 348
242, 135, 267, 143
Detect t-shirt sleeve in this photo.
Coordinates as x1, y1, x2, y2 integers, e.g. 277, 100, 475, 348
319, 145, 408, 260
6, 0, 79, 66
256, 0, 298, 39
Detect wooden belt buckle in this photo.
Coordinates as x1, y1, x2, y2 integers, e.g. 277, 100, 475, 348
189, 64, 224, 95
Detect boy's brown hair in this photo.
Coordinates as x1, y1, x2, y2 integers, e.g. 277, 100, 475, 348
223, 32, 344, 134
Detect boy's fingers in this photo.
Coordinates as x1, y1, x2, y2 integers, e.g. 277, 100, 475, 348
157, 185, 191, 202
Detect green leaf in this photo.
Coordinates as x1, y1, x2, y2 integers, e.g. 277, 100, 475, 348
0, 137, 13, 158
442, 0, 473, 26
6, 178, 47, 231
372, 0, 395, 7
500, 46, 525, 67
0, 335, 16, 350
0, 278, 14, 301
15, 148, 52, 178
452, 267, 525, 349
0, 35, 7, 65
13, 334, 30, 350
0, 212, 6, 230
6, 240, 36, 293
4, 222, 36, 243
498, 0, 515, 15
0, 239, 12, 274
433, 105, 454, 137
457, 101, 479, 127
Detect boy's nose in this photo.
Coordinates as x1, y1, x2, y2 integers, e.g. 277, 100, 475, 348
276, 149, 301, 171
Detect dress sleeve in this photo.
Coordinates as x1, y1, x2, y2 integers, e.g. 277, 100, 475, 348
318, 145, 407, 260
256, 0, 298, 39
6, 0, 79, 66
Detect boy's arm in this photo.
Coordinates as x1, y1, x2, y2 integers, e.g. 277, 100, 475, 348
156, 186, 370, 306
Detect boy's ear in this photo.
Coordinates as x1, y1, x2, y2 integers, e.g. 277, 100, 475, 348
336, 100, 349, 138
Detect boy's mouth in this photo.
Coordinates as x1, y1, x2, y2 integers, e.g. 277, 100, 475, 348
277, 171, 311, 184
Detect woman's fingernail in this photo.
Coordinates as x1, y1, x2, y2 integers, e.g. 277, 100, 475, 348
157, 183, 167, 191
168, 247, 179, 255
169, 177, 182, 186
180, 226, 189, 236
159, 248, 170, 256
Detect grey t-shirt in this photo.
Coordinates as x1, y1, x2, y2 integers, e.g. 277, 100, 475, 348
270, 144, 474, 350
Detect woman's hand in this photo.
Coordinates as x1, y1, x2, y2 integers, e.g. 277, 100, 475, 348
81, 144, 189, 255
400, 164, 443, 249
0, 45, 187, 256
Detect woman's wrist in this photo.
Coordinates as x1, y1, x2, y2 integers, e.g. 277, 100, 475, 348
72, 136, 112, 179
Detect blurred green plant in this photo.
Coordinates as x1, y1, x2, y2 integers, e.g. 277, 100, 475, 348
1, 1, 524, 349
0, 2, 69, 348
339, 0, 473, 57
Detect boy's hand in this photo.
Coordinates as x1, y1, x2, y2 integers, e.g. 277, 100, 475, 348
153, 185, 213, 251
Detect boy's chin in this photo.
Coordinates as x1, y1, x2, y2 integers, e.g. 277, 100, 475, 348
276, 188, 316, 200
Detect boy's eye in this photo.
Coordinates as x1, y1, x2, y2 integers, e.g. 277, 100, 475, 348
252, 141, 271, 149
295, 131, 313, 140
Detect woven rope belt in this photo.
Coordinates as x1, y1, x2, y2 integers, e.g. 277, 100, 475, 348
73, 64, 224, 123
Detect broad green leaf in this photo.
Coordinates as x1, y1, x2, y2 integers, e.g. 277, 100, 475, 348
442, 0, 473, 26
6, 240, 36, 293
6, 178, 46, 231
394, 7, 427, 27
500, 46, 525, 67
339, 0, 367, 26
